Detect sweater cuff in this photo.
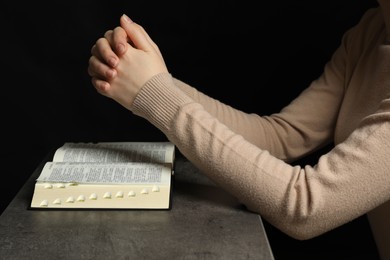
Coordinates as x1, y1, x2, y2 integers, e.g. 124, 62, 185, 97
132, 73, 193, 132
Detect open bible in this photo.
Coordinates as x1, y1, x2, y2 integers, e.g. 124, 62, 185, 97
30, 142, 175, 209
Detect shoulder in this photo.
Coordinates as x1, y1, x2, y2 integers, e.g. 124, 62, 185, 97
338, 7, 385, 66
343, 7, 384, 47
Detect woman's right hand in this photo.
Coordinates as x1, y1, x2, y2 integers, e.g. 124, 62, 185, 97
87, 14, 168, 110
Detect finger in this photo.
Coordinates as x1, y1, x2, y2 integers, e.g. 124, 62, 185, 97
88, 55, 117, 79
112, 26, 129, 55
90, 44, 102, 60
95, 37, 119, 68
120, 16, 163, 59
104, 30, 113, 41
103, 30, 116, 54
137, 24, 163, 59
120, 14, 153, 52
91, 77, 110, 95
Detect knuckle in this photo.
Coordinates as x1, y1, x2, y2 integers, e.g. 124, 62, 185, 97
90, 46, 95, 55
96, 38, 105, 47
88, 56, 97, 67
113, 26, 123, 33
136, 24, 145, 31
104, 30, 113, 38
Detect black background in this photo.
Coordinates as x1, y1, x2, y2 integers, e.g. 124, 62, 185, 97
1, 1, 381, 259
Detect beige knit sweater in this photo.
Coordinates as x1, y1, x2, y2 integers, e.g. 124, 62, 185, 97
131, 3, 390, 258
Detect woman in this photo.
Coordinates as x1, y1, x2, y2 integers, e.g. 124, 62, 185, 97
88, 2, 390, 258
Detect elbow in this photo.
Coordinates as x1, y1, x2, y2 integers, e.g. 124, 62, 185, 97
247, 205, 331, 241
270, 213, 336, 241
283, 226, 324, 241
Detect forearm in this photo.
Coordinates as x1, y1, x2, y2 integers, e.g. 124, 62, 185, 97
172, 77, 275, 150
172, 75, 340, 162
132, 73, 390, 240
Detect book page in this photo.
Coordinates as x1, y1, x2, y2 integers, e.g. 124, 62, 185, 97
36, 162, 172, 185
52, 142, 175, 164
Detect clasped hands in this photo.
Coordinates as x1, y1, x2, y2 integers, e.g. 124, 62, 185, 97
87, 14, 168, 110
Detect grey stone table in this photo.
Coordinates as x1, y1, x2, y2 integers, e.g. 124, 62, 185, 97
0, 153, 274, 260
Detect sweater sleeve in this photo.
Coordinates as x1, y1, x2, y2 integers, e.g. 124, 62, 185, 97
130, 8, 390, 240
170, 43, 347, 162
131, 72, 390, 240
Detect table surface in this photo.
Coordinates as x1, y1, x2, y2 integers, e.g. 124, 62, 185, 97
0, 153, 274, 260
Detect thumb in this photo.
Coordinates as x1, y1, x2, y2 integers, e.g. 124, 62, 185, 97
120, 14, 152, 52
